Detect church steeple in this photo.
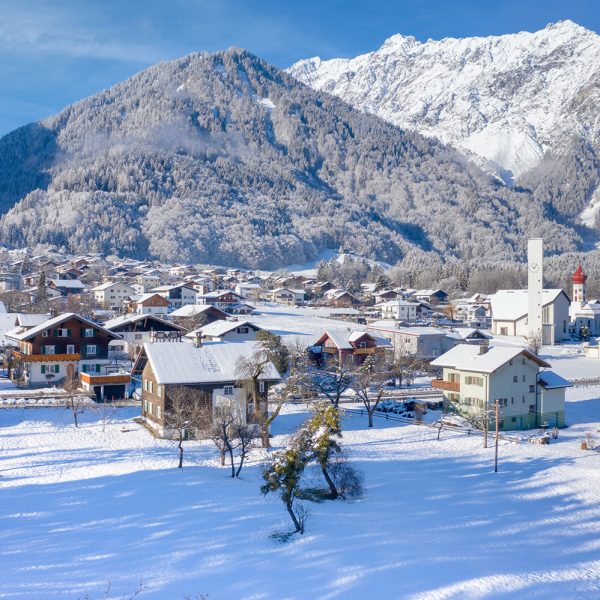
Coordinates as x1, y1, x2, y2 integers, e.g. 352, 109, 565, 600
572, 264, 587, 308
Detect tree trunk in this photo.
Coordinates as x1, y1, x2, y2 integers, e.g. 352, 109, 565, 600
368, 409, 374, 428
437, 422, 443, 441
321, 465, 338, 499
235, 453, 245, 478
178, 433, 184, 468
227, 444, 235, 477
261, 424, 271, 449
286, 500, 302, 533
220, 449, 225, 466
72, 402, 78, 428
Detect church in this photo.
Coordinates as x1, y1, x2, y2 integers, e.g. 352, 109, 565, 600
570, 265, 600, 338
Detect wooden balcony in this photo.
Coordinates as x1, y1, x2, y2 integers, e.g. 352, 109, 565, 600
12, 351, 81, 363
80, 373, 130, 385
432, 379, 460, 392
354, 347, 376, 355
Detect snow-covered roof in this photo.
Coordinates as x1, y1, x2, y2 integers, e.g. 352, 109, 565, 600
135, 293, 169, 304
431, 345, 550, 373
7, 312, 121, 341
92, 281, 134, 292
15, 313, 50, 328
490, 289, 567, 321
195, 320, 261, 338
50, 279, 85, 288
104, 313, 183, 331
170, 304, 227, 318
538, 371, 572, 389
444, 328, 492, 341
144, 341, 280, 385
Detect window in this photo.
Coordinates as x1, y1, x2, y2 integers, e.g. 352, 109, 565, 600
42, 330, 48, 337
54, 328, 71, 337
135, 333, 143, 340
237, 327, 249, 334
529, 385, 535, 393
500, 327, 508, 336
67, 344, 75, 354
529, 404, 535, 414
156, 405, 162, 419
157, 385, 163, 397
85, 345, 97, 355
522, 375, 525, 382
43, 345, 56, 355
465, 376, 484, 386
42, 364, 59, 374
513, 375, 518, 383
259, 381, 265, 393
223, 385, 234, 396
84, 328, 94, 338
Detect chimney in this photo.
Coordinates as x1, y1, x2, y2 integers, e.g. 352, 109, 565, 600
479, 344, 489, 355
194, 332, 203, 348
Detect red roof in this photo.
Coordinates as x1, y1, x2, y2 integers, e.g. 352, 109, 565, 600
573, 264, 587, 285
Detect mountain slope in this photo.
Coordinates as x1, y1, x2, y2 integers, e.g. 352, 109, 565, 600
0, 48, 585, 268
289, 21, 600, 183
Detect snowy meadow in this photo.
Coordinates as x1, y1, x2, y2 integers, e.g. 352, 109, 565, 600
1, 386, 600, 600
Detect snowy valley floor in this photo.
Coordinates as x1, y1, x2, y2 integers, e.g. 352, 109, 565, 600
1, 389, 600, 600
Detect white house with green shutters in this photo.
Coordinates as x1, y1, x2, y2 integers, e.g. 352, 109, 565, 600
431, 345, 569, 430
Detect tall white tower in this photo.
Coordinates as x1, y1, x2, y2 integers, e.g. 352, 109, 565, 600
527, 238, 543, 343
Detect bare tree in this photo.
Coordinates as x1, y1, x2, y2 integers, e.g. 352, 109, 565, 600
62, 375, 87, 428
390, 347, 423, 387
305, 365, 354, 408
210, 409, 257, 477
164, 386, 210, 468
352, 356, 385, 428
528, 331, 543, 355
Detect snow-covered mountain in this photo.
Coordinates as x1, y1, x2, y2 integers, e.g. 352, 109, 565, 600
289, 20, 600, 182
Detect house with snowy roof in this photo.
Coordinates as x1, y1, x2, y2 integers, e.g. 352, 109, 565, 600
140, 341, 281, 437
126, 293, 171, 315
185, 320, 264, 344
310, 330, 388, 368
490, 289, 570, 344
367, 322, 448, 359
92, 281, 137, 309
431, 344, 568, 430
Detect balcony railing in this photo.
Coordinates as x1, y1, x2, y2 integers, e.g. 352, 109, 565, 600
354, 347, 376, 355
80, 373, 130, 385
12, 351, 81, 363
432, 379, 460, 392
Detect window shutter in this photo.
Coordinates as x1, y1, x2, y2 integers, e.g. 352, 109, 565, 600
54, 365, 59, 373
67, 329, 72, 337
95, 364, 101, 373
41, 365, 46, 374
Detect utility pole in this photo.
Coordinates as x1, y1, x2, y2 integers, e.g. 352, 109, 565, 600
494, 399, 500, 473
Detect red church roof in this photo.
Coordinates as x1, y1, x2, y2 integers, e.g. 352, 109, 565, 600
573, 264, 587, 285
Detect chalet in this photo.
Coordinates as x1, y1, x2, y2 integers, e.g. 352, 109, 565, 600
374, 290, 398, 304
235, 282, 263, 300
266, 288, 305, 306
310, 330, 387, 368
199, 290, 244, 309
6, 313, 122, 387
326, 290, 361, 308
414, 289, 448, 305
141, 341, 281, 437
490, 289, 570, 344
227, 303, 257, 315
104, 313, 185, 355
169, 304, 228, 325
48, 279, 86, 297
127, 293, 171, 315
186, 320, 263, 343
152, 284, 197, 309
431, 345, 569, 430
313, 281, 335, 295
92, 281, 137, 309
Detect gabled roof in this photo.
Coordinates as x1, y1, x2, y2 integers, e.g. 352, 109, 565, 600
104, 313, 185, 331
189, 320, 262, 339
15, 313, 50, 328
144, 341, 280, 385
491, 289, 568, 322
50, 279, 85, 289
314, 330, 353, 350
170, 304, 228, 318
431, 345, 550, 374
7, 312, 122, 341
134, 293, 170, 305
92, 281, 135, 292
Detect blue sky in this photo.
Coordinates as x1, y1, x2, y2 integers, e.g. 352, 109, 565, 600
1, 0, 598, 136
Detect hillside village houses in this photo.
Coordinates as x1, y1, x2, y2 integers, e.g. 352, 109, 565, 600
1, 243, 598, 441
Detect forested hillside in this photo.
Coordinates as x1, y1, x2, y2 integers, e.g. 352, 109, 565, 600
0, 48, 588, 268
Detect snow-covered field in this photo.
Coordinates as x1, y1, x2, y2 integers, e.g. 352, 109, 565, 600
2, 385, 600, 599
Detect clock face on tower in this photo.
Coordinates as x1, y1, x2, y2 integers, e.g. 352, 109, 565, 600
529, 262, 540, 274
